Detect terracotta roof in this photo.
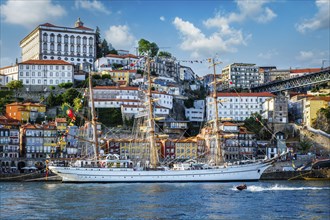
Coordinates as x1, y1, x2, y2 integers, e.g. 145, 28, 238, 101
309, 96, 330, 101
222, 122, 237, 126
19, 60, 72, 65
40, 22, 93, 31
215, 92, 275, 97
55, 118, 67, 123
93, 86, 139, 91
23, 102, 46, 107
290, 68, 321, 73
6, 102, 24, 106
105, 54, 138, 59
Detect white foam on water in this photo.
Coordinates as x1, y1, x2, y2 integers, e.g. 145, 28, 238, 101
232, 184, 330, 192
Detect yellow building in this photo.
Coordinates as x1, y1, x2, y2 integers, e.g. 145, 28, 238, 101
304, 96, 330, 126
6, 102, 46, 122
103, 70, 132, 86
175, 137, 198, 160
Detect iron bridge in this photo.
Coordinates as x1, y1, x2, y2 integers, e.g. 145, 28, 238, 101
251, 68, 330, 93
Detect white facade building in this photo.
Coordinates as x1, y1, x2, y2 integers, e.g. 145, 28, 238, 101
20, 18, 95, 70
185, 100, 205, 122
0, 65, 19, 86
206, 92, 275, 122
94, 54, 139, 72
92, 86, 173, 117
18, 60, 74, 90
221, 63, 260, 90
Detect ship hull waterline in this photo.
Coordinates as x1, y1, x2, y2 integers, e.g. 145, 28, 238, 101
49, 162, 271, 183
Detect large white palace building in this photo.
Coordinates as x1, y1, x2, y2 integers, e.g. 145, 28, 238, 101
20, 18, 96, 70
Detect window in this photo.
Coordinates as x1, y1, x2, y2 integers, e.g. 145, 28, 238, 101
83, 37, 87, 45
77, 36, 81, 45
43, 33, 48, 42
64, 35, 68, 44
50, 34, 54, 42
57, 43, 61, 51
70, 35, 74, 44
89, 37, 93, 45
57, 34, 62, 43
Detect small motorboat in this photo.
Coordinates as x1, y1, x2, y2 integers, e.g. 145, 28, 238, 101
236, 184, 247, 191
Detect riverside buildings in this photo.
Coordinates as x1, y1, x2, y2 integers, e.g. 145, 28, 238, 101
206, 92, 275, 122
221, 63, 260, 90
20, 18, 95, 72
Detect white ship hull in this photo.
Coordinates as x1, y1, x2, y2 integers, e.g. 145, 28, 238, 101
49, 162, 271, 183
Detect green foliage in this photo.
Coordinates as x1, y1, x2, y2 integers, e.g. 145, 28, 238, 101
101, 74, 111, 79
184, 98, 194, 108
101, 39, 110, 56
298, 136, 313, 154
243, 113, 265, 139
49, 86, 55, 90
95, 27, 103, 59
62, 88, 81, 106
108, 49, 118, 55
6, 80, 23, 90
97, 108, 123, 127
92, 74, 102, 80
58, 82, 73, 89
46, 92, 56, 107
137, 69, 144, 75
73, 97, 83, 111
112, 63, 124, 69
138, 39, 159, 57
158, 51, 172, 58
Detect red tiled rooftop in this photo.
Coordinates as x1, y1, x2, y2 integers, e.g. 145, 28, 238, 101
20, 60, 72, 65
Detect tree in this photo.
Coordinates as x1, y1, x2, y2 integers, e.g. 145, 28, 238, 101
101, 74, 111, 79
243, 113, 269, 139
138, 39, 159, 57
298, 136, 313, 154
158, 51, 172, 58
46, 92, 56, 107
101, 39, 110, 56
95, 26, 103, 58
6, 80, 23, 101
62, 88, 81, 106
58, 82, 73, 89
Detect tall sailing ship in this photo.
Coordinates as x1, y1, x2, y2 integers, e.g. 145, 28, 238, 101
49, 55, 282, 183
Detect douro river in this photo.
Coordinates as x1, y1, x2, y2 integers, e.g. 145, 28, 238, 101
1, 181, 329, 219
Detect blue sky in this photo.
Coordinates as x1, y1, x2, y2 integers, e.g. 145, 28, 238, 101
1, 0, 329, 76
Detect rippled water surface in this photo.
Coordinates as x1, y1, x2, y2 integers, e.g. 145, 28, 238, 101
1, 181, 329, 220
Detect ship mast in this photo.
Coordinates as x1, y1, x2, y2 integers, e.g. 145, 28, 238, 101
89, 70, 99, 160
210, 58, 223, 166
146, 56, 159, 168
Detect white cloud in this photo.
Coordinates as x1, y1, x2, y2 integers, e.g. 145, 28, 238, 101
160, 16, 165, 21
235, 1, 277, 23
173, 0, 275, 58
105, 25, 136, 50
295, 50, 329, 67
296, 0, 330, 33
0, 0, 66, 28
74, 0, 110, 15
258, 49, 279, 59
296, 51, 314, 61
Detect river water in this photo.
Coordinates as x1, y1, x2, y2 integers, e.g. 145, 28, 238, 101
1, 181, 329, 220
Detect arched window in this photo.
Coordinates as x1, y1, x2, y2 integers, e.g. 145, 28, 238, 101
89, 37, 93, 45
43, 33, 48, 42
50, 34, 55, 43
70, 35, 74, 44
83, 36, 87, 45
64, 35, 68, 44
76, 36, 81, 45
57, 34, 62, 43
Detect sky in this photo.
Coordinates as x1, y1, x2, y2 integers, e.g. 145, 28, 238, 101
1, 0, 329, 76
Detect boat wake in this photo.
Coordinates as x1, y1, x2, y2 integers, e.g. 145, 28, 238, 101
232, 184, 330, 191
